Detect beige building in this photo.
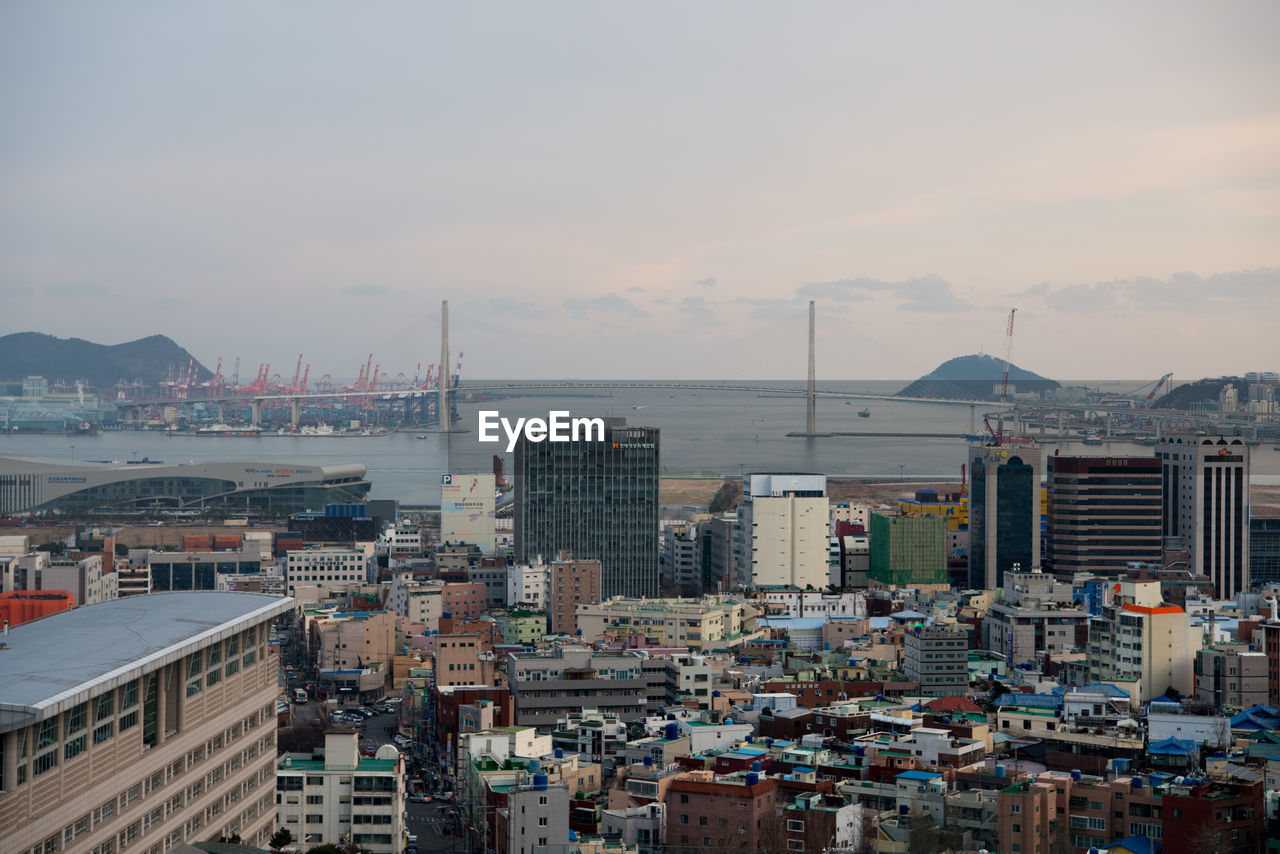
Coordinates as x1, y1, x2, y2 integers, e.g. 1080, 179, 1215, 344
0, 592, 292, 854
1195, 645, 1270, 710
37, 554, 117, 606
735, 473, 829, 590
285, 547, 369, 598
1088, 579, 1202, 701
550, 556, 602, 636
575, 596, 761, 651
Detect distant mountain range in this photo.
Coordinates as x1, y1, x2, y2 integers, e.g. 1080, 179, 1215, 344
0, 333, 211, 390
896, 353, 1060, 400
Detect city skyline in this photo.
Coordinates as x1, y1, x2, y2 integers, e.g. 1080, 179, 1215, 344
2, 3, 1278, 381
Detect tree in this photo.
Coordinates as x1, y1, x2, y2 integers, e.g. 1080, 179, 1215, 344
906, 814, 938, 854
268, 828, 294, 852
114, 541, 129, 557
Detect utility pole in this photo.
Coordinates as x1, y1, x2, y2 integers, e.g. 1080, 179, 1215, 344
437, 299, 450, 431
806, 300, 817, 434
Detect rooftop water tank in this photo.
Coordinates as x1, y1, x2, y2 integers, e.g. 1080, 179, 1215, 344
1131, 776, 1143, 789
530, 760, 541, 773
746, 735, 754, 743
746, 772, 759, 786
554, 748, 564, 759
751, 761, 762, 773
995, 766, 1006, 777
665, 723, 678, 740
533, 773, 548, 790
643, 755, 653, 767
1070, 770, 1082, 782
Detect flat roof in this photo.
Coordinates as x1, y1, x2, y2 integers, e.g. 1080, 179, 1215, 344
0, 592, 293, 730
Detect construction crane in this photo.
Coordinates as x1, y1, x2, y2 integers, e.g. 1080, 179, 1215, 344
991, 308, 1016, 444
1141, 372, 1173, 408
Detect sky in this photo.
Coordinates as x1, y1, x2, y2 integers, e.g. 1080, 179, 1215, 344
1, 2, 1278, 383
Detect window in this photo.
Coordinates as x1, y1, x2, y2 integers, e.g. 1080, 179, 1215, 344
64, 704, 88, 760
787, 820, 805, 832
34, 717, 59, 776
94, 694, 115, 744
186, 650, 203, 697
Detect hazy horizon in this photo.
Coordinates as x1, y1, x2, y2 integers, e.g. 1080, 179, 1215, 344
3, 2, 1278, 381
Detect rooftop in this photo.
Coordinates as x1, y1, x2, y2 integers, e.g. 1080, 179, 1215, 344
0, 592, 293, 729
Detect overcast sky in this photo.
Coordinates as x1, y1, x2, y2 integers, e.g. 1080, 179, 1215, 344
2, 2, 1277, 382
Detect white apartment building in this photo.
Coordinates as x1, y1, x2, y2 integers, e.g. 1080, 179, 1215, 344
382, 524, 424, 558
276, 728, 406, 853
285, 548, 369, 598
507, 557, 550, 609
0, 592, 292, 854
1088, 579, 1202, 702
735, 473, 829, 590
762, 590, 866, 619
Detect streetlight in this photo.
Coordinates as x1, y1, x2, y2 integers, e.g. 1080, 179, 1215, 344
897, 464, 905, 479
70, 444, 76, 460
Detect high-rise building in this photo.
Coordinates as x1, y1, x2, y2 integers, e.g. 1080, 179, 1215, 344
514, 419, 659, 599
1158, 434, 1251, 598
0, 592, 292, 852
1046, 455, 1162, 575
968, 446, 1043, 589
733, 473, 828, 590
868, 512, 947, 588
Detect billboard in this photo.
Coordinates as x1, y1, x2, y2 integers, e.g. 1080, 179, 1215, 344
441, 473, 497, 553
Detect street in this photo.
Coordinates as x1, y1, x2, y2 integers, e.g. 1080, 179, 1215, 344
407, 800, 465, 853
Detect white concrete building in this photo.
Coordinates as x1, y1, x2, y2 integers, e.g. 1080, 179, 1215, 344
735, 473, 829, 590
507, 557, 550, 609
1088, 579, 1202, 702
762, 590, 866, 619
285, 548, 369, 598
677, 720, 754, 753
276, 729, 407, 853
38, 555, 117, 606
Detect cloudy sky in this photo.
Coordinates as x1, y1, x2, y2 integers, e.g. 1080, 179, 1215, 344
2, 2, 1277, 382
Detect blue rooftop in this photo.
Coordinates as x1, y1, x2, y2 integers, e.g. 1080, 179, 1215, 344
896, 770, 943, 781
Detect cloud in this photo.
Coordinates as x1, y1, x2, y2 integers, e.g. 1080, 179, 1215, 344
1029, 267, 1280, 311
626, 286, 646, 293
796, 275, 974, 312
152, 297, 191, 310
681, 296, 710, 308
42, 283, 114, 299
339, 284, 393, 296
486, 297, 548, 317
694, 277, 717, 287
563, 292, 649, 317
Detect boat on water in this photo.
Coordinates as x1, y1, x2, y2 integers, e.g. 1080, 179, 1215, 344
195, 424, 261, 437
415, 434, 428, 440
857, 408, 871, 418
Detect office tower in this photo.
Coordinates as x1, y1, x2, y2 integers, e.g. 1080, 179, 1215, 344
0, 592, 292, 852
514, 419, 659, 598
904, 626, 969, 697
1158, 434, 1251, 598
733, 473, 829, 590
1047, 455, 1162, 575
968, 446, 1043, 589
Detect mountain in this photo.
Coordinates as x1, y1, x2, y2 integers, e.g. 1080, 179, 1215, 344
0, 333, 212, 391
896, 353, 1060, 400
1153, 376, 1252, 410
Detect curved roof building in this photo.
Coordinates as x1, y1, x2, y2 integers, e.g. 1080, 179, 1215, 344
0, 454, 370, 516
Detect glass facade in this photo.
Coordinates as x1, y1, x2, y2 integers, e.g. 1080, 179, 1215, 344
1250, 518, 1280, 587
515, 422, 659, 598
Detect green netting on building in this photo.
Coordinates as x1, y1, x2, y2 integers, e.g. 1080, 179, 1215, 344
869, 512, 947, 586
